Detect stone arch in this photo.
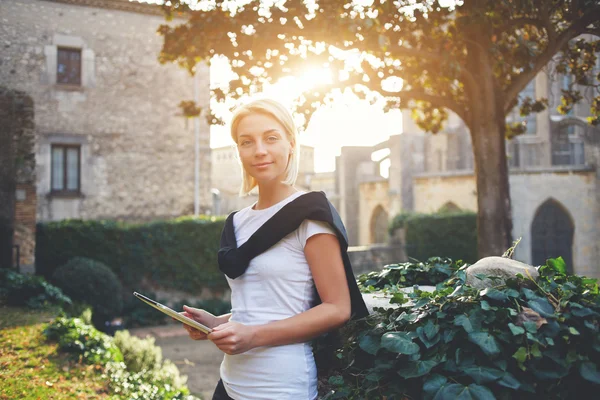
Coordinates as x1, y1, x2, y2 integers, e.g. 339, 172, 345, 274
531, 198, 574, 273
370, 205, 389, 244
438, 201, 461, 213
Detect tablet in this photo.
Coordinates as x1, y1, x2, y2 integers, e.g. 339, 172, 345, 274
133, 292, 212, 334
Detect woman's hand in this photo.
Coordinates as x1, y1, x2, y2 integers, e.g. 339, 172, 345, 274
208, 321, 257, 355
181, 305, 217, 341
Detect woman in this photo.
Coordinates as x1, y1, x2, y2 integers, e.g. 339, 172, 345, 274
181, 98, 367, 399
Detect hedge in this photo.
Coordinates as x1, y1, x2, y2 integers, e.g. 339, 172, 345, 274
392, 211, 477, 264
35, 216, 227, 292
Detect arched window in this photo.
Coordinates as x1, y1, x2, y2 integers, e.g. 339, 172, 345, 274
531, 199, 574, 273
370, 205, 389, 244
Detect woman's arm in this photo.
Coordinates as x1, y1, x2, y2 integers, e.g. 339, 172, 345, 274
208, 233, 351, 354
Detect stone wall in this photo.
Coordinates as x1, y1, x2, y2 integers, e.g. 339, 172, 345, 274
358, 179, 390, 245
348, 244, 405, 275
413, 172, 478, 213
0, 0, 212, 222
510, 168, 598, 277
0, 88, 36, 269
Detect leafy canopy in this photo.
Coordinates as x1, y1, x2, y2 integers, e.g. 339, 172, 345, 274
158, 0, 600, 132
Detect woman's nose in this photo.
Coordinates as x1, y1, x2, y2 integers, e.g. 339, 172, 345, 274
255, 140, 267, 155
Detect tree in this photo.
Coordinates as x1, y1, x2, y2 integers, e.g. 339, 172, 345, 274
157, 0, 600, 258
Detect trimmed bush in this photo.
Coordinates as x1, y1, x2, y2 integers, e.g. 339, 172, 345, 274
0, 268, 71, 309
402, 211, 477, 263
324, 258, 600, 399
52, 257, 123, 326
36, 216, 226, 292
44, 316, 123, 365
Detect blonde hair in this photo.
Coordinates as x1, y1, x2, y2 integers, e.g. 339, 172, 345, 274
230, 98, 300, 196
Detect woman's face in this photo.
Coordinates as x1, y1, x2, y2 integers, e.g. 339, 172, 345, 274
235, 113, 294, 186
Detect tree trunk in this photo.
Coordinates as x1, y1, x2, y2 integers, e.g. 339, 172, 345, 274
469, 105, 513, 259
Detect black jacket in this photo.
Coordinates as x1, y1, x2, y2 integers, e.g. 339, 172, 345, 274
218, 191, 368, 319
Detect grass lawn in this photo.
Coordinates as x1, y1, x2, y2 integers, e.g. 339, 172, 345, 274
0, 306, 110, 400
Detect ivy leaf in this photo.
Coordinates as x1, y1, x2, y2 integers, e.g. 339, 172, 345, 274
454, 314, 474, 333
508, 323, 525, 335
398, 358, 441, 379
497, 372, 521, 390
424, 320, 440, 339
546, 257, 567, 275
328, 375, 344, 386
462, 366, 505, 384
436, 383, 496, 400
513, 347, 528, 363
381, 332, 420, 355
580, 362, 600, 384
527, 298, 555, 318
423, 374, 450, 400
359, 334, 381, 355
468, 332, 502, 356
480, 288, 508, 302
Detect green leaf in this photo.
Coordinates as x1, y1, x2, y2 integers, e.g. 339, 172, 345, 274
546, 257, 567, 275
497, 372, 521, 390
423, 373, 448, 394
436, 383, 496, 400
480, 300, 496, 311
359, 334, 381, 355
424, 320, 440, 339
381, 332, 420, 355
580, 362, 600, 384
468, 332, 502, 356
508, 323, 525, 335
328, 375, 344, 386
462, 366, 504, 384
528, 298, 554, 317
454, 314, 474, 333
480, 288, 508, 302
569, 327, 580, 335
398, 358, 440, 378
512, 347, 528, 363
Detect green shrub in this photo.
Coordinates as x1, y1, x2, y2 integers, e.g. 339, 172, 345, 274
44, 316, 123, 365
388, 211, 417, 236
106, 330, 195, 399
324, 258, 600, 399
404, 211, 477, 263
52, 257, 123, 327
0, 268, 71, 309
122, 291, 170, 328
35, 216, 227, 292
113, 330, 162, 373
358, 257, 461, 291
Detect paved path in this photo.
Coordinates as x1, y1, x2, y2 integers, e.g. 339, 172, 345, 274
130, 324, 222, 400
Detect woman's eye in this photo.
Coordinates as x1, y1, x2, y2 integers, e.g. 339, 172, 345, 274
267, 136, 278, 142
240, 140, 252, 146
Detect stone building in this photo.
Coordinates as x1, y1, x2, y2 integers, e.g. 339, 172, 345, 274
211, 143, 315, 215
320, 52, 600, 278
1, 0, 212, 268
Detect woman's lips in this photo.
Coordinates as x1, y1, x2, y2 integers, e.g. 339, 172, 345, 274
253, 162, 273, 168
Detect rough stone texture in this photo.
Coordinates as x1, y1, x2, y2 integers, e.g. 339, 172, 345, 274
348, 244, 404, 275
0, 88, 36, 269
358, 179, 390, 245
466, 256, 539, 289
0, 0, 212, 223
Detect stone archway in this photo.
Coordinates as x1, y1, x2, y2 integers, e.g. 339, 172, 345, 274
531, 199, 574, 272
370, 205, 389, 244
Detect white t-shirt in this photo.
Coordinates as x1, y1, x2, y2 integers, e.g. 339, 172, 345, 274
220, 191, 336, 400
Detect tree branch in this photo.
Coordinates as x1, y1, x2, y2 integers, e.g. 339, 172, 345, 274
504, 8, 600, 114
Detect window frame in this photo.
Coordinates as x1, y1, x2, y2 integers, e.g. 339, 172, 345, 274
50, 143, 82, 197
56, 46, 82, 86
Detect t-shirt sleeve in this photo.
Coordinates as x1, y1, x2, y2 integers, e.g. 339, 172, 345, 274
297, 219, 337, 249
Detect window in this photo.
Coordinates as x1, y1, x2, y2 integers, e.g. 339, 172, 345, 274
57, 47, 81, 85
506, 80, 537, 134
51, 144, 81, 194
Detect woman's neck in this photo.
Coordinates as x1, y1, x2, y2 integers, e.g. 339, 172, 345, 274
254, 183, 298, 210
